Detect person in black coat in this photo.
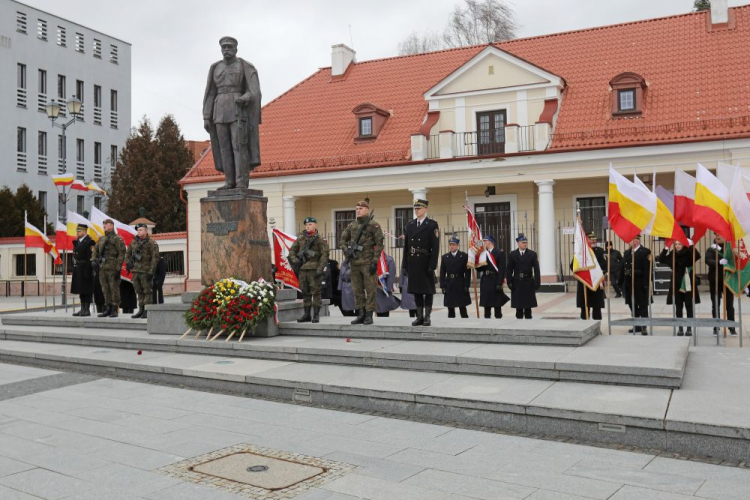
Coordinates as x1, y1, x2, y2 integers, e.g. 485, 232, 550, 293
401, 198, 440, 326
617, 235, 651, 335
151, 256, 166, 305
476, 236, 509, 318
322, 259, 341, 311
658, 241, 700, 336
440, 236, 472, 318
571, 232, 607, 320
376, 253, 401, 317
506, 234, 540, 319
606, 241, 623, 298
705, 234, 735, 336
71, 224, 96, 317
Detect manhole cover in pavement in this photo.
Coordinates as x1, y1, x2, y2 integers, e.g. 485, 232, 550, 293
191, 452, 324, 490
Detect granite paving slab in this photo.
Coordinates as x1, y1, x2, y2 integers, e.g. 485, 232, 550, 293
1, 314, 147, 331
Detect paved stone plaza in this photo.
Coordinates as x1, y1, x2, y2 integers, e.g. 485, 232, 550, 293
0, 362, 749, 499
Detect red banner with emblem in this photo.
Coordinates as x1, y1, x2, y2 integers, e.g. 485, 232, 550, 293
272, 228, 301, 291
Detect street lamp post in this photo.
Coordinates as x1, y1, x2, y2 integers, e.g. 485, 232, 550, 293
46, 96, 82, 311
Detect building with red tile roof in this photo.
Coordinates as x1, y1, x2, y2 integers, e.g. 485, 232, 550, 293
181, 5, 750, 290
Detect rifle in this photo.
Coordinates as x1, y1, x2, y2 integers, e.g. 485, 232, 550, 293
343, 211, 375, 266
126, 239, 143, 273
292, 233, 318, 276
92, 237, 110, 276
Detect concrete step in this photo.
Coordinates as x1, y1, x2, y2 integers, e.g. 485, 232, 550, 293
279, 316, 601, 346
0, 325, 689, 388
1, 313, 147, 330
0, 339, 748, 463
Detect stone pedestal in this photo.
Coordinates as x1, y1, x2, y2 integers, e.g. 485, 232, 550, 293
201, 188, 272, 285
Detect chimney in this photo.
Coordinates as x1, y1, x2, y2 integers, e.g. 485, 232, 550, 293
331, 44, 356, 77
711, 0, 728, 25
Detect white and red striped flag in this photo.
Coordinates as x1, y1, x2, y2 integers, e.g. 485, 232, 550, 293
465, 205, 487, 268
377, 250, 390, 296
674, 169, 706, 243
572, 218, 604, 291
272, 228, 300, 291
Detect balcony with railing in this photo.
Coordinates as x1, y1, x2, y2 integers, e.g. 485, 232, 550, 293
413, 122, 550, 161
16, 88, 27, 108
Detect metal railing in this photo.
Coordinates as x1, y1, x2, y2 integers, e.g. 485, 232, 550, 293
76, 161, 85, 179
162, 251, 185, 276
17, 151, 27, 171
37, 93, 47, 112
518, 125, 536, 152
93, 106, 102, 125
110, 110, 118, 129
16, 88, 27, 108
425, 135, 440, 160
38, 155, 47, 175
0, 279, 40, 297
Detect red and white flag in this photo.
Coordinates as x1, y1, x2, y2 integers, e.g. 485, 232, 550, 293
55, 219, 75, 251
377, 250, 390, 296
572, 218, 604, 291
465, 205, 487, 268
674, 169, 707, 242
272, 228, 300, 291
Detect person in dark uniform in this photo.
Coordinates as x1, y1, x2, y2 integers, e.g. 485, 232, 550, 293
618, 235, 651, 335
152, 256, 166, 305
440, 236, 472, 318
402, 199, 440, 326
476, 236, 509, 318
71, 224, 95, 317
571, 232, 607, 320
376, 253, 400, 317
607, 241, 623, 298
506, 234, 540, 319
322, 259, 341, 313
659, 240, 700, 336
706, 234, 736, 336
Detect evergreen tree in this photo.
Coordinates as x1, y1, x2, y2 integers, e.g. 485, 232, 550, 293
15, 184, 51, 234
694, 0, 711, 11
107, 115, 193, 232
0, 187, 21, 237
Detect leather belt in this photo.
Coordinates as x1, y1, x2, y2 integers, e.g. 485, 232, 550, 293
409, 247, 428, 256
518, 273, 531, 279
217, 87, 243, 94
448, 273, 458, 278
342, 279, 351, 283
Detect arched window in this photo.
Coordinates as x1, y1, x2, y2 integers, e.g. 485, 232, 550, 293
609, 72, 646, 117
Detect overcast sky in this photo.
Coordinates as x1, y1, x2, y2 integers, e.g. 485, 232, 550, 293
20, 0, 747, 139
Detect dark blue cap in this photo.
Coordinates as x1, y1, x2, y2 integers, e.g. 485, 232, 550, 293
449, 236, 459, 244
482, 235, 496, 245
304, 217, 317, 224
516, 233, 527, 243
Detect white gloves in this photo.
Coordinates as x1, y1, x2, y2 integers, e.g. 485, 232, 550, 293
720, 258, 729, 266
711, 244, 719, 250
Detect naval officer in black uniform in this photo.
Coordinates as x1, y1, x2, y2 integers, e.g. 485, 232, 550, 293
477, 235, 509, 319
402, 198, 440, 326
440, 236, 471, 318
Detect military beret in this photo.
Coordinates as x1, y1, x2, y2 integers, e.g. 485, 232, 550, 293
76, 224, 88, 230
516, 233, 527, 242
449, 236, 460, 244
587, 231, 597, 239
482, 235, 496, 245
356, 200, 369, 208
134, 223, 148, 230
632, 234, 641, 240
413, 199, 429, 208
102, 218, 114, 225
219, 36, 238, 46
304, 217, 317, 224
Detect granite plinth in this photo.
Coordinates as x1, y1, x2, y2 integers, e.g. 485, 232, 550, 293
200, 188, 272, 286
0, 314, 147, 331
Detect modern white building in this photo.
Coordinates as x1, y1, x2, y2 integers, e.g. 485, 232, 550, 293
0, 0, 131, 219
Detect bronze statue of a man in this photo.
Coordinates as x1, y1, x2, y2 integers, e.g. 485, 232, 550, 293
203, 36, 262, 190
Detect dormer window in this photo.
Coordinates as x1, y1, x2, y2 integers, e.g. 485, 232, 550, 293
609, 72, 646, 117
353, 103, 390, 141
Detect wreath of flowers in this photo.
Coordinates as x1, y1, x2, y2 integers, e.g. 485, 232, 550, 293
183, 278, 277, 342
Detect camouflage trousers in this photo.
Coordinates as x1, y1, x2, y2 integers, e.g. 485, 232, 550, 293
298, 269, 322, 308
350, 262, 377, 312
132, 273, 153, 306
99, 270, 121, 306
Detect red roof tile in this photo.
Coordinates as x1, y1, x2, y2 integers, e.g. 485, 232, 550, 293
182, 7, 750, 184
152, 231, 187, 241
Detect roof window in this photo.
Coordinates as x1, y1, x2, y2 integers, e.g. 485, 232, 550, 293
352, 103, 390, 141
610, 72, 646, 117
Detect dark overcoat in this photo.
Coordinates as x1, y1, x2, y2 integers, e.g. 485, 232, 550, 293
440, 251, 472, 308
71, 236, 95, 295
608, 248, 623, 283
402, 217, 440, 295
337, 260, 356, 313
618, 245, 652, 307
572, 246, 607, 309
376, 254, 401, 314
399, 274, 417, 310
658, 246, 701, 305
478, 248, 509, 308
507, 248, 541, 309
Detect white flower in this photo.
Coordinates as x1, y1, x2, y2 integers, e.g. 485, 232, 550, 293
263, 298, 268, 303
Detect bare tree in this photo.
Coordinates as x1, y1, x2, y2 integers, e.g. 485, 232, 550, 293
398, 31, 444, 56
396, 0, 518, 56
443, 0, 518, 48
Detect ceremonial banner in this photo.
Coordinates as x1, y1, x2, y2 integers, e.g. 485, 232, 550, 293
55, 220, 74, 251
723, 239, 750, 295
634, 177, 689, 246
66, 211, 99, 241
90, 207, 136, 246
87, 181, 107, 196
572, 218, 604, 291
377, 250, 390, 295
695, 163, 732, 242
272, 228, 300, 291
70, 179, 89, 192
51, 173, 74, 186
723, 166, 750, 242
608, 166, 653, 241
674, 169, 707, 242
24, 221, 50, 249
464, 205, 487, 268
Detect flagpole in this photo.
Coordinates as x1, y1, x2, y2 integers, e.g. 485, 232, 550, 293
52, 251, 56, 310
723, 275, 728, 340
691, 244, 697, 346
607, 228, 612, 335
631, 240, 636, 334
715, 243, 720, 346
738, 239, 743, 348
648, 236, 654, 335
671, 244, 676, 336
23, 211, 28, 310
473, 268, 480, 319
43, 215, 48, 313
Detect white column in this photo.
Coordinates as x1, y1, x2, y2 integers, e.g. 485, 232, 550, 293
282, 196, 297, 234
534, 180, 556, 280
409, 187, 428, 204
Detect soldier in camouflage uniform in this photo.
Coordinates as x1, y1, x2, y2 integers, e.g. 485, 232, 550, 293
339, 200, 384, 325
91, 219, 127, 318
288, 217, 329, 323
126, 223, 160, 319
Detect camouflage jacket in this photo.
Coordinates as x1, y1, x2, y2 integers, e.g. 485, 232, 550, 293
126, 236, 160, 274
339, 215, 384, 264
288, 230, 329, 272
91, 230, 126, 272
